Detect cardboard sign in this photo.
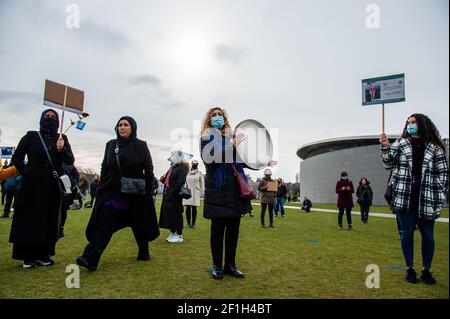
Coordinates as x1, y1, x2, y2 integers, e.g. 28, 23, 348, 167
43, 79, 84, 114
267, 181, 278, 192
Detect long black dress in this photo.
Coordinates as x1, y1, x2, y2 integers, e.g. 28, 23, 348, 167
10, 130, 74, 260
81, 138, 160, 266
159, 163, 189, 232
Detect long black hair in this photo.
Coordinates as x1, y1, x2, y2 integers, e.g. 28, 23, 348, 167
401, 113, 446, 150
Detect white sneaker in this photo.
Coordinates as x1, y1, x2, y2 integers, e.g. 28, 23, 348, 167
168, 235, 183, 243
166, 232, 176, 241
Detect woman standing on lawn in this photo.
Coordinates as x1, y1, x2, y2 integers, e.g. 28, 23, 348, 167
356, 178, 373, 224
77, 116, 159, 271
258, 169, 277, 227
159, 150, 189, 243
200, 107, 249, 280
336, 171, 354, 230
10, 109, 74, 268
380, 113, 448, 284
182, 159, 204, 229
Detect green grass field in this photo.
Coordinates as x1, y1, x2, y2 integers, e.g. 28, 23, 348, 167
0, 197, 448, 299
274, 201, 449, 219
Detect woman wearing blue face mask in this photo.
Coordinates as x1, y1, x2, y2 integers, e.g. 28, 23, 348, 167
380, 114, 448, 285
199, 107, 278, 280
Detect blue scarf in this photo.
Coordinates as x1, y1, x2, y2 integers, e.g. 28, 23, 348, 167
212, 133, 247, 191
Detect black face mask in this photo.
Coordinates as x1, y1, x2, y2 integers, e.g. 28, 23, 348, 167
192, 164, 198, 170
40, 117, 59, 134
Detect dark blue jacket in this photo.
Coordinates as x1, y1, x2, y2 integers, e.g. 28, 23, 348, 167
5, 175, 23, 192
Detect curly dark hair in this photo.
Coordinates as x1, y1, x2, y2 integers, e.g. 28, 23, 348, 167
359, 177, 370, 186
401, 113, 446, 150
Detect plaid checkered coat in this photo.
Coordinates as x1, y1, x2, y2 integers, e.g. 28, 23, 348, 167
381, 138, 449, 220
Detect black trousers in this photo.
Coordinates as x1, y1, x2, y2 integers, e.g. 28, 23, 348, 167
338, 207, 352, 226
185, 206, 198, 225
360, 204, 370, 223
60, 206, 68, 234
210, 217, 241, 268
1, 190, 6, 205
81, 205, 148, 267
3, 191, 17, 215
260, 203, 274, 225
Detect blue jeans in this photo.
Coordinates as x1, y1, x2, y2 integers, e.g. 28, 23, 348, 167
274, 197, 285, 217
396, 176, 435, 269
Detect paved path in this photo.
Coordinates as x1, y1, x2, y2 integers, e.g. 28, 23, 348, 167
251, 203, 449, 224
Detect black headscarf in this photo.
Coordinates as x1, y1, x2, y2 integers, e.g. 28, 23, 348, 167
115, 116, 137, 148
39, 109, 60, 136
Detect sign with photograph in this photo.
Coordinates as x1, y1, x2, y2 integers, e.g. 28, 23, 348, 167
362, 73, 405, 106
0, 146, 15, 158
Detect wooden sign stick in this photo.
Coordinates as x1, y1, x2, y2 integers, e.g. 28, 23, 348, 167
381, 103, 385, 134
60, 86, 68, 138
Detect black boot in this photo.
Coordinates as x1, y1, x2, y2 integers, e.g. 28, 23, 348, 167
420, 269, 436, 285
224, 265, 245, 278
405, 267, 418, 284
137, 243, 150, 261
211, 265, 224, 280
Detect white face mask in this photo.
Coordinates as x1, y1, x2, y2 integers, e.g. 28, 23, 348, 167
170, 151, 182, 164
341, 176, 348, 180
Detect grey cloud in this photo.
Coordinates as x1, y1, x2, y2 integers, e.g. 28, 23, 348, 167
214, 44, 244, 65
0, 90, 41, 101
67, 19, 131, 51
0, 90, 42, 113
129, 74, 161, 86
161, 100, 184, 110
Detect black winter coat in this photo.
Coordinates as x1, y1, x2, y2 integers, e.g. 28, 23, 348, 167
85, 139, 159, 242
159, 163, 189, 230
200, 132, 253, 219
356, 185, 373, 206
10, 131, 74, 246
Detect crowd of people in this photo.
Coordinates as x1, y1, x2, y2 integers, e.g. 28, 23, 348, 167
0, 110, 448, 285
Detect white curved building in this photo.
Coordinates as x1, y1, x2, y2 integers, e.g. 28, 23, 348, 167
297, 135, 401, 206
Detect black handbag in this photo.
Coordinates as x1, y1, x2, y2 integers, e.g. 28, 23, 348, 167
384, 171, 394, 205
179, 182, 192, 199
115, 142, 146, 195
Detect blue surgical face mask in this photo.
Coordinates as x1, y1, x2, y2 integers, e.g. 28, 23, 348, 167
211, 116, 225, 129
407, 123, 418, 136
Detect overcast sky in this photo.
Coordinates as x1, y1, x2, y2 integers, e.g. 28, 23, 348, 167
0, 0, 448, 182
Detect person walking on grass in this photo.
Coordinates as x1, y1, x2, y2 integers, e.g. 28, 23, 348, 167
10, 109, 74, 268
86, 174, 99, 208
274, 178, 287, 218
1, 173, 22, 218
159, 150, 189, 243
258, 169, 277, 227
58, 163, 80, 238
380, 113, 448, 285
356, 178, 373, 224
77, 116, 159, 271
183, 159, 204, 229
336, 171, 354, 230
